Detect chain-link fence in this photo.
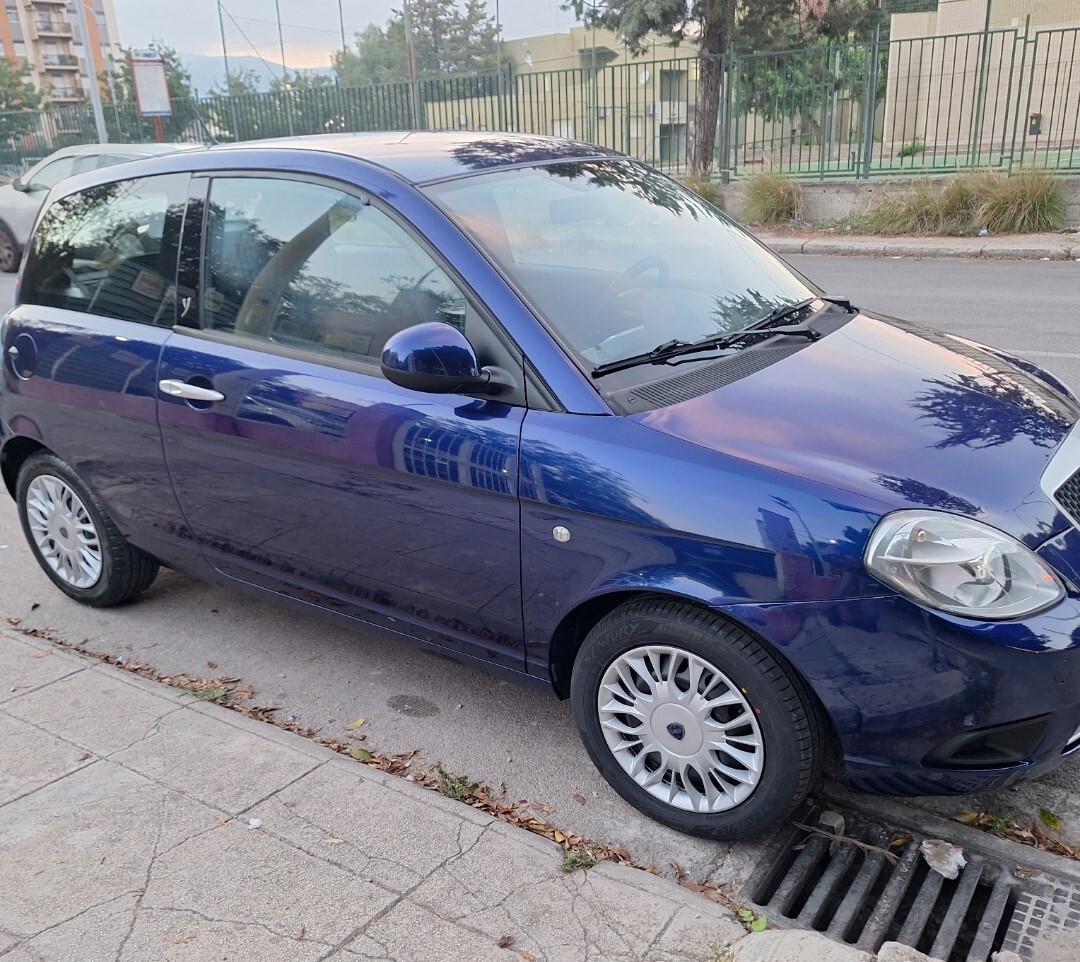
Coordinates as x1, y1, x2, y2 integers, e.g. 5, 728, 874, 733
0, 22, 1076, 180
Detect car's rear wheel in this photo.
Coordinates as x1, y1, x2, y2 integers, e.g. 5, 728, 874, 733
0, 223, 19, 273
17, 453, 159, 606
570, 597, 822, 839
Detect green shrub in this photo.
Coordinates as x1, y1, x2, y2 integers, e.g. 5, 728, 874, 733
683, 177, 726, 209
898, 139, 925, 158
862, 179, 967, 234
745, 173, 803, 225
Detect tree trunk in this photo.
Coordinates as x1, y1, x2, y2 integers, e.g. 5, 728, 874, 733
692, 0, 735, 177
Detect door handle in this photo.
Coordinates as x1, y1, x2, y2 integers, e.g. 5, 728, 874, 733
158, 379, 226, 403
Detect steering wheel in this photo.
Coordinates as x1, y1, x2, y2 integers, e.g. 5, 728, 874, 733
603, 255, 670, 301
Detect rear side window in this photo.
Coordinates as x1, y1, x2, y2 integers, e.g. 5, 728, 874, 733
20, 173, 188, 326
201, 176, 467, 364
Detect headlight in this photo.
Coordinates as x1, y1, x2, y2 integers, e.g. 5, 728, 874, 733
865, 510, 1064, 620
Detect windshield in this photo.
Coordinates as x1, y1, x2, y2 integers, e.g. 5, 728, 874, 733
425, 160, 816, 378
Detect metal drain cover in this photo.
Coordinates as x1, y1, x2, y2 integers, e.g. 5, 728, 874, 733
742, 797, 1080, 961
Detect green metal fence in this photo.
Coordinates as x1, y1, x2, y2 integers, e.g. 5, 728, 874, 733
0, 21, 1076, 180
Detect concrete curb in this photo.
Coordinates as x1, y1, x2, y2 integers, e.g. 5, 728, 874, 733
757, 233, 1079, 261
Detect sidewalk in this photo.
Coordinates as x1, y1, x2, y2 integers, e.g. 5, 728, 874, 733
0, 629, 1023, 962
2, 628, 751, 962
754, 230, 1079, 261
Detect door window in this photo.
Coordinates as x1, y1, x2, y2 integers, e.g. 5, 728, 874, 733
201, 177, 468, 365
19, 173, 189, 325
25, 155, 77, 191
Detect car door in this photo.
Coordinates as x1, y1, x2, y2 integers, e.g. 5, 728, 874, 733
156, 173, 527, 669
3, 171, 194, 561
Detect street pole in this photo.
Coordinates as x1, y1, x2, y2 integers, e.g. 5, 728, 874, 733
73, 0, 108, 142
338, 0, 347, 56
274, 0, 294, 135
401, 0, 422, 129
217, 1, 241, 139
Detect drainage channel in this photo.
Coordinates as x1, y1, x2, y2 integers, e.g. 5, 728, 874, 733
741, 797, 1080, 961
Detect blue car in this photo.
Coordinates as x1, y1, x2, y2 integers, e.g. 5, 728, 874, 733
2, 132, 1079, 839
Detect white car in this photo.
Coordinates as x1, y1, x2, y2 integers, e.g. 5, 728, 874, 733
0, 142, 201, 272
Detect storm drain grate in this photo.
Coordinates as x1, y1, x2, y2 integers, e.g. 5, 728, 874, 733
741, 802, 1080, 961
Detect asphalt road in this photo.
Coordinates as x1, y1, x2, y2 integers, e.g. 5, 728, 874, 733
2, 255, 1079, 882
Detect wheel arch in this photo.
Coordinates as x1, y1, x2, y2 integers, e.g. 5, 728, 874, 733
547, 587, 841, 765
1, 436, 48, 499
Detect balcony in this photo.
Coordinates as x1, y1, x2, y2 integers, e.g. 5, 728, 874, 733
27, 0, 70, 5
50, 85, 83, 101
34, 19, 73, 36
41, 53, 79, 69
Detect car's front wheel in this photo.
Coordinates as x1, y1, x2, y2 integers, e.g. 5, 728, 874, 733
17, 453, 159, 606
571, 597, 823, 839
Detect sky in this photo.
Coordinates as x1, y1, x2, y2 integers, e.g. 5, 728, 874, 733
113, 0, 584, 73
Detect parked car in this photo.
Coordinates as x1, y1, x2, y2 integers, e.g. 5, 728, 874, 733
3, 132, 1079, 839
0, 142, 199, 273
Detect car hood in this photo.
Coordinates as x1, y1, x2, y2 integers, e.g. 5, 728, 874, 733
633, 313, 1078, 547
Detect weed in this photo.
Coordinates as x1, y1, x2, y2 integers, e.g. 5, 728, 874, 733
859, 170, 1064, 235
745, 173, 803, 225
975, 168, 1065, 233
190, 685, 233, 704
434, 764, 474, 800
736, 907, 768, 933
561, 845, 599, 872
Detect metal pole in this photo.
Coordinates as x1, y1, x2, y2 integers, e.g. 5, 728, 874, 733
73, 0, 108, 141
338, 0, 347, 55
274, 0, 294, 135
970, 0, 993, 162
860, 24, 881, 179
401, 0, 422, 129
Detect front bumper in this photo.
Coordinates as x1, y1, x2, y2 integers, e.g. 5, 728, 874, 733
720, 581, 1080, 797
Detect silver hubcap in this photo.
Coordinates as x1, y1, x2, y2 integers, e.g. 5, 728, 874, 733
597, 645, 765, 813
25, 475, 103, 589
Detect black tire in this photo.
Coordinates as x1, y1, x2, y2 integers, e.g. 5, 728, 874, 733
570, 597, 823, 840
16, 453, 159, 606
0, 223, 20, 273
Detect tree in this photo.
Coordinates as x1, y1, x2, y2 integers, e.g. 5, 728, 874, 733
333, 0, 500, 85
209, 66, 262, 97
568, 0, 737, 176
0, 57, 43, 141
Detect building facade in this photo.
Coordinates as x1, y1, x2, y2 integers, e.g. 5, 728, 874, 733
0, 0, 122, 105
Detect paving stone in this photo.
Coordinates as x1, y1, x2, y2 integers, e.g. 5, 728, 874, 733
0, 761, 216, 940
118, 911, 330, 962
109, 706, 320, 814
141, 819, 397, 946
245, 759, 487, 892
732, 929, 874, 962
6, 666, 182, 755
11, 893, 138, 962
0, 633, 86, 703
0, 711, 94, 805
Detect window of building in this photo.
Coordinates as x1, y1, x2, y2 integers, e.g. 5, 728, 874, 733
20, 173, 189, 325
201, 177, 467, 365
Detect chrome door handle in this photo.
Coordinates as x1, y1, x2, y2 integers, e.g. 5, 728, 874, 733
158, 379, 225, 403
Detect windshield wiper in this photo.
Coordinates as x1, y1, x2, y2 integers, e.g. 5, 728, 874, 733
591, 321, 820, 379
590, 295, 856, 379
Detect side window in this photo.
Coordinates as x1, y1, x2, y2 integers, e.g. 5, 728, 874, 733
26, 156, 77, 191
202, 177, 467, 364
19, 173, 189, 325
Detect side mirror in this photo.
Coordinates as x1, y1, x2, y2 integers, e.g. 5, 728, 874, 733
381, 321, 491, 394
11, 177, 28, 192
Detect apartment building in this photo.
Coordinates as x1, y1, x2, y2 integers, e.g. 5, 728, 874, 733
0, 0, 122, 104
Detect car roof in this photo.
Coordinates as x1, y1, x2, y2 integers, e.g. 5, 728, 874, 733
209, 130, 620, 184
52, 142, 203, 157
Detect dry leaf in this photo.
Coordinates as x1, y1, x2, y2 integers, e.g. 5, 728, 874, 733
497, 935, 515, 948
573, 793, 587, 805
206, 661, 218, 669
167, 933, 197, 945
324, 837, 345, 845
